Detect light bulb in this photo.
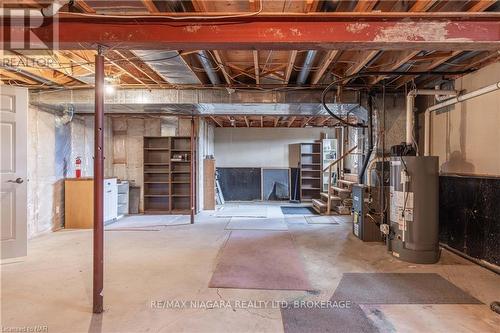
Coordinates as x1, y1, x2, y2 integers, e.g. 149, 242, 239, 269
105, 84, 115, 95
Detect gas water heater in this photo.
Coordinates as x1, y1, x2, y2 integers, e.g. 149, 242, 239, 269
389, 155, 440, 264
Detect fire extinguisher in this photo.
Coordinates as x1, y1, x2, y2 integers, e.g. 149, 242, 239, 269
75, 157, 82, 178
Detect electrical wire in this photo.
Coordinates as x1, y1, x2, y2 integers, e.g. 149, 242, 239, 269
65, 0, 264, 20
321, 69, 474, 129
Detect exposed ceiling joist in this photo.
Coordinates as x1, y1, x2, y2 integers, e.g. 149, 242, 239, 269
105, 51, 150, 86
301, 117, 312, 127
345, 51, 380, 76
354, 0, 378, 12
319, 117, 331, 126
392, 51, 462, 88
212, 51, 232, 85
249, 0, 259, 11
370, 51, 420, 84
305, 0, 322, 13
311, 50, 339, 84
210, 116, 222, 127
467, 1, 497, 12
3, 50, 85, 85
0, 69, 39, 85
253, 50, 260, 85
141, 0, 160, 13
409, 0, 438, 12
284, 50, 298, 84
73, 0, 96, 13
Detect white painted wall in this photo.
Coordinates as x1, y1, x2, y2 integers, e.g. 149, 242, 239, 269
214, 127, 337, 168
428, 62, 500, 176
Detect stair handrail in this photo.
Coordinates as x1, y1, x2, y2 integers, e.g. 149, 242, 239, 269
325, 145, 357, 215
322, 145, 358, 172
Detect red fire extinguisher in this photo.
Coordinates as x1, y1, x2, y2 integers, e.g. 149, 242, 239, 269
75, 157, 82, 178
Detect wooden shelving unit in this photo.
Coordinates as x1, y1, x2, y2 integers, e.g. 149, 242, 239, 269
297, 142, 322, 202
143, 136, 195, 215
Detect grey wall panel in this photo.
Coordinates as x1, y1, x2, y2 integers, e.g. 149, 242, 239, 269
263, 168, 290, 201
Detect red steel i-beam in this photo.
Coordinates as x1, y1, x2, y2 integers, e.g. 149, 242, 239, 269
2, 13, 499, 51
93, 48, 104, 314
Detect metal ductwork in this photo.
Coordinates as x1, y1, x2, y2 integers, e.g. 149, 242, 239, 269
297, 51, 318, 85
132, 50, 201, 85
29, 88, 366, 118
197, 51, 221, 85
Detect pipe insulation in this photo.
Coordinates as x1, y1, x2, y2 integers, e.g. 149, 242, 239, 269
196, 51, 221, 85
359, 94, 374, 184
297, 51, 318, 85
424, 81, 500, 156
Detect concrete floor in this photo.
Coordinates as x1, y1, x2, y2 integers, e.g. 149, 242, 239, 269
2, 203, 499, 333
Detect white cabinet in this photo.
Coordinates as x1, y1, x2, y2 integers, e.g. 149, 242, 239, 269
104, 178, 118, 222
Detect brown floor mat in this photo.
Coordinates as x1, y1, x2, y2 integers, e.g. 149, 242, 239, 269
209, 230, 311, 291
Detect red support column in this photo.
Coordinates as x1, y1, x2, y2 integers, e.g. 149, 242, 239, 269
93, 47, 104, 314
190, 116, 195, 224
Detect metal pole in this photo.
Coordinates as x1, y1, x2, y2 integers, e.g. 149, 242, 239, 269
190, 116, 195, 224
93, 47, 104, 314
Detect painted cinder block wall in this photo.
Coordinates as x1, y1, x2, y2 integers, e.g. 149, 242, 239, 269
417, 62, 500, 265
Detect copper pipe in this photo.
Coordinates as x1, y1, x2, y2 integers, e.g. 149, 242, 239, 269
93, 49, 104, 314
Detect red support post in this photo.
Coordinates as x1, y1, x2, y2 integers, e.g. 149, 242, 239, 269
190, 116, 195, 224
93, 47, 104, 314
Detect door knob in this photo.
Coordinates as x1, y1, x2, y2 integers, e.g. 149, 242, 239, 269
7, 178, 24, 184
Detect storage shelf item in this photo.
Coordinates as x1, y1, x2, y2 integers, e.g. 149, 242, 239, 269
117, 181, 130, 217
143, 136, 195, 215
289, 142, 322, 202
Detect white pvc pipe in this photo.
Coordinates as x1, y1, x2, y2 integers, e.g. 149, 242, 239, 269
406, 89, 457, 144
366, 157, 383, 187
424, 81, 500, 156
406, 94, 415, 144
41, 0, 68, 17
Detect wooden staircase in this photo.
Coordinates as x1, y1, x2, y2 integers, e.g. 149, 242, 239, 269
312, 174, 358, 215
312, 145, 359, 215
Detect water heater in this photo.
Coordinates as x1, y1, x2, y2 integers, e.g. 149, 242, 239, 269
389, 156, 440, 264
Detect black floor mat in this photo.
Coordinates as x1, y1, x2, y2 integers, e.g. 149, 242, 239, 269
281, 303, 379, 333
331, 273, 482, 304
281, 206, 317, 215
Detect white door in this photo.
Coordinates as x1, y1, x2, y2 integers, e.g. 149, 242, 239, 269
1, 86, 28, 259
